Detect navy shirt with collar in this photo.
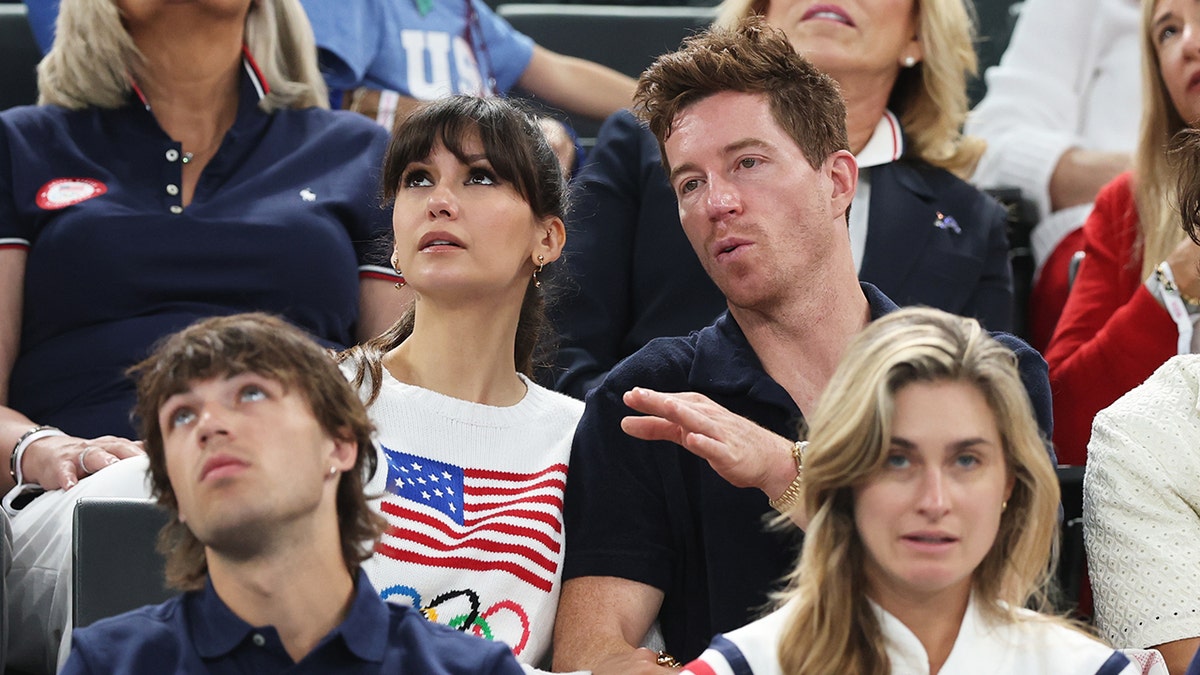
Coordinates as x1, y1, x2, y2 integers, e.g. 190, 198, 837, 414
0, 59, 395, 440
61, 570, 525, 674
561, 282, 1053, 662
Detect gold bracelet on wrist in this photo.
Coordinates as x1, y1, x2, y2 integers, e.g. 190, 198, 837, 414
769, 440, 808, 514
655, 651, 682, 668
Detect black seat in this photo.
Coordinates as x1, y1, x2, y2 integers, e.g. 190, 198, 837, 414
0, 4, 41, 111
985, 187, 1038, 342
970, 0, 1026, 105
1054, 465, 1087, 615
497, 3, 715, 143
72, 498, 175, 629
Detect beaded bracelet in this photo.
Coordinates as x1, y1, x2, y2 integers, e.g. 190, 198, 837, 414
10, 425, 66, 486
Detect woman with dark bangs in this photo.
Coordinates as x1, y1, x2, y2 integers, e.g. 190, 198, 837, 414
339, 96, 583, 670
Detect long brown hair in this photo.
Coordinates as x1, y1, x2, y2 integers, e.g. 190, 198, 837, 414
1175, 128, 1200, 244
340, 96, 568, 403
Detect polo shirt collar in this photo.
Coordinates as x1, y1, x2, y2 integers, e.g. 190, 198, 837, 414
130, 45, 270, 113
855, 109, 904, 169
334, 570, 391, 662
689, 282, 898, 402
188, 569, 388, 663
689, 312, 787, 406
189, 577, 257, 659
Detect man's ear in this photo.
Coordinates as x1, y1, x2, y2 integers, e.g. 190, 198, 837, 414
330, 427, 358, 473
828, 149, 858, 215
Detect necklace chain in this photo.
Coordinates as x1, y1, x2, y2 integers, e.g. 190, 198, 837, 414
180, 135, 222, 166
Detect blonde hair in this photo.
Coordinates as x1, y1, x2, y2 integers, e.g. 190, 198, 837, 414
774, 307, 1061, 674
38, 0, 327, 112
714, 0, 983, 178
1134, 0, 1191, 280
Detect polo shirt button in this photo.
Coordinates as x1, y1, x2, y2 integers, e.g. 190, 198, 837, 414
166, 184, 179, 196
252, 633, 266, 647
169, 205, 183, 215
165, 149, 179, 162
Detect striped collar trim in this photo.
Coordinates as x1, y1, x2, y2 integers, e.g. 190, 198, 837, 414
855, 109, 904, 168
130, 46, 270, 111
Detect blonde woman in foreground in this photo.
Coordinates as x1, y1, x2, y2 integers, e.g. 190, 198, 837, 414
680, 307, 1165, 675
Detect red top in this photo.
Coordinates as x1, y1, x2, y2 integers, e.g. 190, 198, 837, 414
1044, 172, 1178, 465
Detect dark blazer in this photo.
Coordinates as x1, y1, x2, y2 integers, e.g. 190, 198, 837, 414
862, 158, 1013, 328
550, 110, 1013, 399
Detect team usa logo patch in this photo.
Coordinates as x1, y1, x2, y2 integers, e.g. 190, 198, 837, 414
36, 178, 108, 210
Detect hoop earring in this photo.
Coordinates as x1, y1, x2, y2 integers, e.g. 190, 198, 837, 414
393, 262, 405, 290
533, 254, 545, 288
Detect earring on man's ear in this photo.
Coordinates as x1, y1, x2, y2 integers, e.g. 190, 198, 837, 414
533, 254, 546, 288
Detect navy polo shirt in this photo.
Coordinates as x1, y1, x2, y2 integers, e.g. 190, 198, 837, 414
0, 59, 395, 440
561, 282, 1053, 662
61, 570, 525, 674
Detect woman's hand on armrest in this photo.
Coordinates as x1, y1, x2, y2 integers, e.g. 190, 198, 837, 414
18, 432, 144, 491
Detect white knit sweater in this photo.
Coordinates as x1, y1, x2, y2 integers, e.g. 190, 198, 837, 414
349, 363, 583, 667
1086, 356, 1200, 651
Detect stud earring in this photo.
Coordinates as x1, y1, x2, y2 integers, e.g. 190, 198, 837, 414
1001, 500, 1008, 512
903, 56, 917, 68
329, 466, 338, 476
533, 254, 545, 288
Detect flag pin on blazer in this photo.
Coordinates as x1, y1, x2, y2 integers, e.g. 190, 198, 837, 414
934, 211, 961, 234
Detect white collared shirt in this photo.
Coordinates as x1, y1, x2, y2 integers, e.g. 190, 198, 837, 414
683, 592, 1159, 675
849, 110, 905, 272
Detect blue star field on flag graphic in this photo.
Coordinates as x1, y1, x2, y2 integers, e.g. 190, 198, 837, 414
382, 445, 467, 525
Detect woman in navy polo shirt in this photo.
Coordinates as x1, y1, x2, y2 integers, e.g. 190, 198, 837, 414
0, 0, 400, 671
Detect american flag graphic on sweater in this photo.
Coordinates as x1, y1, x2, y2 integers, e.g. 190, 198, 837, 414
375, 444, 567, 593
